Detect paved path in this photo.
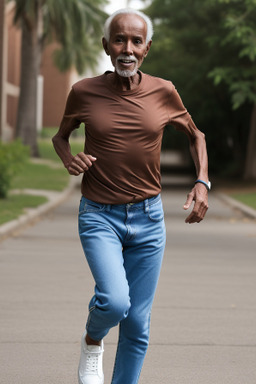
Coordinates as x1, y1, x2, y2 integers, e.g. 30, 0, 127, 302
0, 187, 256, 384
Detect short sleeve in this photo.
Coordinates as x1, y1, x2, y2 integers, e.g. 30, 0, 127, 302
167, 85, 193, 131
58, 87, 82, 135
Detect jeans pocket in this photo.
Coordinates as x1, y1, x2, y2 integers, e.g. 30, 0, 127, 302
147, 199, 164, 222
79, 196, 106, 214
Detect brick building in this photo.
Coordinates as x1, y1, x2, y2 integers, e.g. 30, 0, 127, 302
40, 42, 80, 128
0, 1, 80, 141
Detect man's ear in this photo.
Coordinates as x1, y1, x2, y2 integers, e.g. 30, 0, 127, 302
102, 37, 110, 56
144, 40, 152, 58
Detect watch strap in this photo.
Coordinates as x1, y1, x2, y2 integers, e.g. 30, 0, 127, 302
195, 179, 211, 191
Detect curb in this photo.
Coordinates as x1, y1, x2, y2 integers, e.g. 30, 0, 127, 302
0, 177, 78, 242
216, 192, 256, 220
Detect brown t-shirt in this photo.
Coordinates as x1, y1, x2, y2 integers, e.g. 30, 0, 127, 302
60, 71, 196, 204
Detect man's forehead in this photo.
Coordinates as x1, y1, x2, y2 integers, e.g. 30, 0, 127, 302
110, 13, 147, 36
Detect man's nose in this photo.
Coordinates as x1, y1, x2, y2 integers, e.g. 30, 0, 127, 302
123, 40, 133, 55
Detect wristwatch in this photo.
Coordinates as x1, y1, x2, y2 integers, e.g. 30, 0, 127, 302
195, 179, 211, 191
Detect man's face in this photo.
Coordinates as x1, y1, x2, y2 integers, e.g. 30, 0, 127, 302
103, 14, 152, 77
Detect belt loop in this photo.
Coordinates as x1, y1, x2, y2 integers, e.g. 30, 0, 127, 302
144, 199, 149, 213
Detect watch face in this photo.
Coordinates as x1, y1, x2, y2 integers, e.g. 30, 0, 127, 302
208, 181, 211, 190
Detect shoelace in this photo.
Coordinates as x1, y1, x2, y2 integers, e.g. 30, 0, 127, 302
85, 351, 100, 374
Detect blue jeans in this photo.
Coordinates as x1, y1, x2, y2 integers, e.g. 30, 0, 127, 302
78, 194, 166, 384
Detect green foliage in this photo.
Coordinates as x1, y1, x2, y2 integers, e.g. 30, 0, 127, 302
40, 127, 59, 139
50, 0, 108, 74
0, 194, 48, 225
11, 0, 108, 74
0, 138, 70, 226
38, 140, 63, 162
0, 141, 29, 198
40, 124, 84, 139
207, 0, 256, 110
38, 130, 84, 162
12, 162, 69, 191
142, 0, 254, 176
231, 192, 256, 209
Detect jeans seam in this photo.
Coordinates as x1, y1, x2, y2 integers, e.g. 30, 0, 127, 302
148, 208, 164, 222
86, 305, 96, 331
111, 323, 122, 384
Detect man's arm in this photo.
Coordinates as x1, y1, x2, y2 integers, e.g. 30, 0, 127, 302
52, 88, 97, 176
166, 84, 209, 223
52, 132, 97, 176
182, 122, 209, 224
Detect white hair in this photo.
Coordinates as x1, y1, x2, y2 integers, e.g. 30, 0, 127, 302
103, 8, 153, 44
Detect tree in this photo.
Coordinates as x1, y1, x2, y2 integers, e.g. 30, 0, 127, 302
208, 0, 256, 179
11, 0, 107, 156
142, 0, 255, 178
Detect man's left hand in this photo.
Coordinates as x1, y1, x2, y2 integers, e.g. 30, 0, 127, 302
183, 183, 209, 224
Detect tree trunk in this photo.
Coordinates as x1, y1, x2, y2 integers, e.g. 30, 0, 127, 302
16, 11, 43, 156
244, 103, 256, 180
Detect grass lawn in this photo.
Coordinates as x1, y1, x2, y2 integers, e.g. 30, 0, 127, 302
217, 179, 256, 211
39, 139, 84, 162
14, 137, 83, 192
12, 161, 69, 191
231, 192, 256, 210
0, 194, 48, 226
0, 138, 75, 227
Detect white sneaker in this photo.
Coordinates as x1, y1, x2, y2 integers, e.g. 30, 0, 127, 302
78, 331, 104, 384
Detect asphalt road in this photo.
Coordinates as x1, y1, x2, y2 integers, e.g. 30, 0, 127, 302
0, 187, 256, 384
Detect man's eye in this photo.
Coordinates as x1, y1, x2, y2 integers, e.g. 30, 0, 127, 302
134, 39, 142, 44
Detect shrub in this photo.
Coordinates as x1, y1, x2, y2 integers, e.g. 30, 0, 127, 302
0, 140, 29, 198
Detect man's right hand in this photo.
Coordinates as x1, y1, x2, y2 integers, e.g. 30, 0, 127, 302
65, 153, 97, 176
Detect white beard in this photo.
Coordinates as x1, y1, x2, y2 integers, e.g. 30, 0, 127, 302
115, 55, 139, 77
115, 66, 138, 77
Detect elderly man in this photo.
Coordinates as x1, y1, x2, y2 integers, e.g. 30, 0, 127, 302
52, 8, 210, 384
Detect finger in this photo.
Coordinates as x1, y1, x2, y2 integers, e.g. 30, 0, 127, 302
67, 164, 84, 175
185, 200, 199, 223
73, 154, 91, 169
67, 167, 80, 176
76, 153, 97, 169
185, 212, 201, 224
185, 202, 208, 223
200, 204, 209, 220
196, 199, 209, 220
86, 155, 97, 162
183, 192, 194, 210
185, 213, 193, 223
185, 214, 202, 224
77, 153, 97, 163
74, 156, 95, 172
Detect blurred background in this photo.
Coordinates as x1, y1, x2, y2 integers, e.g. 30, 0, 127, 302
1, 4, 256, 382
1, 0, 256, 222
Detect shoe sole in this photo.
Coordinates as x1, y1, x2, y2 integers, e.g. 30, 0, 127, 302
78, 371, 104, 384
